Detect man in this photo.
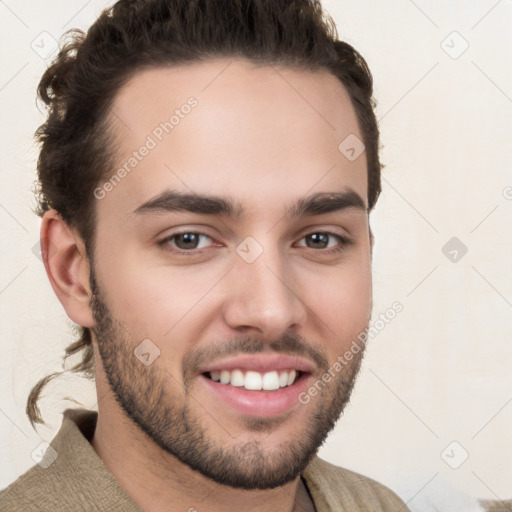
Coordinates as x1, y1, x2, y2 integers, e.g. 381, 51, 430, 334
0, 0, 409, 510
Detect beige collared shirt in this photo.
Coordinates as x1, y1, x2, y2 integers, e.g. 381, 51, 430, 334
0, 409, 409, 511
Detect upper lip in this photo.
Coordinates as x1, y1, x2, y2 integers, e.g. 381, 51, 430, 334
198, 353, 316, 375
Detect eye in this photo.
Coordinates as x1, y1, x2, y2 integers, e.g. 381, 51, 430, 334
296, 232, 351, 253
159, 232, 215, 253
158, 230, 353, 257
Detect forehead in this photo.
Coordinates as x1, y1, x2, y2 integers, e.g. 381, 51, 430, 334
101, 58, 367, 220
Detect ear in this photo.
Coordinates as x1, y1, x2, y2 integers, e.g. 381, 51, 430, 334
40, 209, 94, 328
369, 227, 375, 255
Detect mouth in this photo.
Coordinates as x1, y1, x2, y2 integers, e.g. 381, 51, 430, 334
204, 368, 303, 391
197, 354, 315, 417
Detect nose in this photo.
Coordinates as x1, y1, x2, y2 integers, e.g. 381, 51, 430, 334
221, 243, 307, 340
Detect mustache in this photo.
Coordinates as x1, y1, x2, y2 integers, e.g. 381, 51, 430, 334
182, 332, 329, 382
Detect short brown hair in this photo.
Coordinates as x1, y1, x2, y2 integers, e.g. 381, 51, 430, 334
28, 0, 382, 426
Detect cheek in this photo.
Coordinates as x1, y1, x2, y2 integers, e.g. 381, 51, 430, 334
306, 254, 372, 351
99, 256, 224, 339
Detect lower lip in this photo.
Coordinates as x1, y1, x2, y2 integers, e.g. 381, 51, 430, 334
198, 373, 312, 417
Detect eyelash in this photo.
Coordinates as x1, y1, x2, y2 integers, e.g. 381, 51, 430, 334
158, 231, 353, 257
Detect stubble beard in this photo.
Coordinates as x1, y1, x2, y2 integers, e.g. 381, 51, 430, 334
89, 265, 366, 490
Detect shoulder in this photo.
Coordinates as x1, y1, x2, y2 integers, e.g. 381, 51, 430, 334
0, 409, 141, 512
302, 456, 409, 511
0, 410, 90, 511
0, 464, 52, 512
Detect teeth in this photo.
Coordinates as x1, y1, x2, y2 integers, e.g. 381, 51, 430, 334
245, 371, 262, 390
262, 371, 279, 390
231, 369, 245, 387
220, 370, 230, 384
207, 369, 300, 390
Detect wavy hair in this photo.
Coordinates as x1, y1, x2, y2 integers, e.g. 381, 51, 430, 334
28, 0, 382, 426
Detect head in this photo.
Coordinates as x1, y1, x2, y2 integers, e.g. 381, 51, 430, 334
30, 0, 381, 490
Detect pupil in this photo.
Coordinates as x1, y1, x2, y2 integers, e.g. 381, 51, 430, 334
308, 233, 328, 248
177, 233, 198, 249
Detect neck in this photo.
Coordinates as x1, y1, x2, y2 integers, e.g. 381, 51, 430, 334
91, 408, 316, 512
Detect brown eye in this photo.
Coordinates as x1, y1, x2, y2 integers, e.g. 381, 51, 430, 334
160, 232, 213, 252
304, 233, 330, 249
295, 231, 354, 255
297, 232, 346, 250
174, 233, 201, 250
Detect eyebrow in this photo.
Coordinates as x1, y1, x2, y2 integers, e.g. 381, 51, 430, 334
132, 188, 367, 219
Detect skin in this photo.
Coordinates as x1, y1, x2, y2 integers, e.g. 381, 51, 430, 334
42, 58, 373, 512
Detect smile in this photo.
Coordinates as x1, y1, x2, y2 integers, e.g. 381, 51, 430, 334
197, 353, 315, 417
205, 369, 301, 391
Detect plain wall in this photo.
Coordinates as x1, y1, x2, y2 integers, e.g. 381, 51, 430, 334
1, 1, 510, 510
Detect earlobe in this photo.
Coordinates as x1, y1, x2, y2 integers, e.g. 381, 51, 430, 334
40, 210, 95, 328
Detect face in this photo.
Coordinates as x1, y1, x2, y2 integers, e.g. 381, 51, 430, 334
89, 58, 372, 489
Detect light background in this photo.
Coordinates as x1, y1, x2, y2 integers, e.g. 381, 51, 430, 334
0, 1, 511, 510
